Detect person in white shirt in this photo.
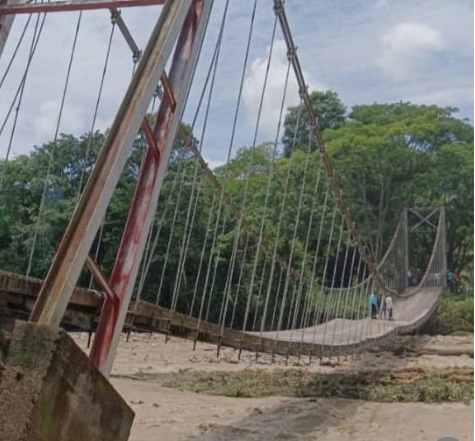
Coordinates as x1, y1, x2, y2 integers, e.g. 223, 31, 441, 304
385, 295, 394, 321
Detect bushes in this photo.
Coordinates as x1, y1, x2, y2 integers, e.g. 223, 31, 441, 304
423, 293, 474, 335
151, 369, 474, 403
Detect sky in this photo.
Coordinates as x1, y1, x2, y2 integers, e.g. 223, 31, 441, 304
0, 0, 473, 169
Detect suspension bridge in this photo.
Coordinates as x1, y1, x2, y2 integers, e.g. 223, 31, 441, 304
0, 1, 447, 439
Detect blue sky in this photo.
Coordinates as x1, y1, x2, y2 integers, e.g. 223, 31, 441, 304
0, 0, 473, 168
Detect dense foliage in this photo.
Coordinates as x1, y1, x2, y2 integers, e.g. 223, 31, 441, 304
0, 96, 472, 329
423, 293, 474, 335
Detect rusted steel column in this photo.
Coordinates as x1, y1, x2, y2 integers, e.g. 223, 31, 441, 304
0, 0, 21, 60
90, 0, 211, 376
30, 0, 193, 327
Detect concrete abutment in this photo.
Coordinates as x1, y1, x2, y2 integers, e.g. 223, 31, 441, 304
0, 319, 134, 441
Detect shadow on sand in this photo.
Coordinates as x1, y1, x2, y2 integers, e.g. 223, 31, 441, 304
186, 397, 360, 441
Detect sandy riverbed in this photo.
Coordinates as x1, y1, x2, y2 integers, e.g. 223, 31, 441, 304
73, 333, 474, 441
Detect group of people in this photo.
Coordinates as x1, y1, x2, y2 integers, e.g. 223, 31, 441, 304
368, 268, 461, 321
407, 268, 423, 287
369, 291, 394, 320
446, 269, 460, 293
408, 268, 460, 292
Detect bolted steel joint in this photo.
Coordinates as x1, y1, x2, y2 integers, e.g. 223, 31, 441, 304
286, 46, 297, 61
110, 9, 121, 24
132, 50, 142, 64
273, 0, 284, 16
298, 84, 308, 98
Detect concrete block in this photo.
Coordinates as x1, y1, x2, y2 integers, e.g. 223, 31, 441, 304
0, 320, 134, 441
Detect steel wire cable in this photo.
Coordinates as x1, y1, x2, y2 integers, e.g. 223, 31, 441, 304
189, 188, 217, 317
251, 257, 268, 331
76, 21, 116, 201
295, 160, 324, 330
0, 14, 33, 91
171, 0, 237, 316
27, 11, 83, 276
268, 267, 284, 335
0, 11, 46, 140
131, 3, 224, 313
0, 12, 45, 193
308, 205, 337, 359
336, 243, 358, 353
173, 1, 237, 341
327, 232, 352, 356
175, 0, 232, 336
319, 214, 345, 362
152, 0, 229, 310
253, 59, 292, 347
280, 131, 322, 345
243, 99, 306, 336
216, 0, 258, 333
239, 15, 279, 335
303, 181, 332, 330
273, 0, 403, 297
229, 233, 251, 329
80, 22, 117, 290
344, 249, 364, 354
257, 102, 304, 335
295, 161, 325, 355
154, 161, 191, 306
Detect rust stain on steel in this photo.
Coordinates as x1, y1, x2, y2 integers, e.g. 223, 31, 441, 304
160, 72, 176, 111
141, 119, 162, 162
30, 0, 193, 329
90, 0, 207, 375
85, 255, 119, 306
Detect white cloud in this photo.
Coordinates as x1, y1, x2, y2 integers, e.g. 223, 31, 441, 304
242, 40, 322, 140
204, 157, 224, 170
373, 0, 389, 8
377, 22, 444, 79
0, 7, 159, 157
0, 1, 472, 163
406, 85, 474, 108
34, 100, 85, 144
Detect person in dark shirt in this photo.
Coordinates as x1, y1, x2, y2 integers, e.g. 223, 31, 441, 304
369, 291, 378, 319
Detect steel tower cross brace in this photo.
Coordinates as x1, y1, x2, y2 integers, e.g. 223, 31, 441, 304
91, 0, 212, 376
29, 0, 212, 375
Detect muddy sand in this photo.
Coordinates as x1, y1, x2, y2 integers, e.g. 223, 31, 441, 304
73, 333, 474, 441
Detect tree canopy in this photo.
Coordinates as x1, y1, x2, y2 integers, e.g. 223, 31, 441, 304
0, 96, 472, 330
282, 90, 346, 156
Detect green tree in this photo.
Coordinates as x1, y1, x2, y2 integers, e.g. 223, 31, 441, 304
326, 102, 473, 272
282, 90, 346, 156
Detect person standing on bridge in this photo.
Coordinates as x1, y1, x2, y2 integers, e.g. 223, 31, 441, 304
379, 294, 386, 319
369, 290, 378, 319
385, 295, 394, 321
452, 272, 460, 292
447, 269, 454, 292
416, 267, 423, 285
407, 270, 413, 286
